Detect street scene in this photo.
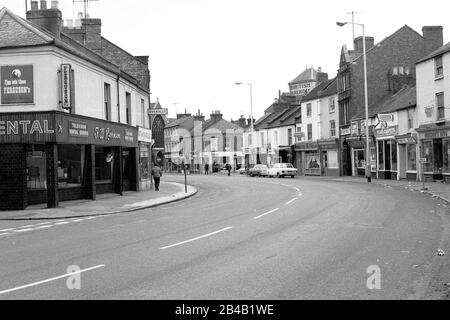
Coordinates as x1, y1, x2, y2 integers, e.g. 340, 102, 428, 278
0, 0, 450, 305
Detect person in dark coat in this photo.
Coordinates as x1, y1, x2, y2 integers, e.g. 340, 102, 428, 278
227, 163, 231, 176
205, 163, 209, 175
151, 164, 163, 191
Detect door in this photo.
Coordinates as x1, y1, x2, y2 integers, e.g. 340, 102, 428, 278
321, 151, 328, 176
433, 139, 443, 179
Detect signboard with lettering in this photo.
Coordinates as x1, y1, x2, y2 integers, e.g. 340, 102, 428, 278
148, 108, 168, 115
375, 126, 398, 138
341, 127, 351, 136
138, 127, 152, 143
378, 113, 393, 122
60, 64, 72, 110
68, 121, 88, 138
294, 142, 319, 151
0, 112, 55, 143
419, 130, 450, 140
1, 65, 34, 104
351, 121, 359, 136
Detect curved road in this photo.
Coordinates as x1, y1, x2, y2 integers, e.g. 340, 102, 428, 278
0, 174, 449, 299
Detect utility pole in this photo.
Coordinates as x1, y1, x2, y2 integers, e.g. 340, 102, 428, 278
346, 11, 358, 43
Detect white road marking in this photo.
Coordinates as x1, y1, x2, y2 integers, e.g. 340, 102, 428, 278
253, 208, 280, 220
285, 198, 298, 205
0, 229, 14, 233
160, 227, 233, 250
70, 219, 84, 223
298, 192, 303, 197
293, 187, 300, 192
18, 225, 34, 229
84, 217, 97, 220
34, 222, 52, 226
0, 265, 105, 295
0, 233, 10, 236
34, 225, 54, 230
54, 221, 70, 225
13, 228, 33, 233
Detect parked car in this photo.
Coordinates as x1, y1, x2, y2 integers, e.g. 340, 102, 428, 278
238, 167, 247, 174
267, 163, 298, 178
248, 164, 268, 177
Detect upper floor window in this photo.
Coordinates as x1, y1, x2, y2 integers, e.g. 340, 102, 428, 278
329, 98, 335, 114
125, 92, 131, 125
307, 124, 313, 141
306, 103, 312, 117
407, 108, 414, 129
339, 100, 350, 125
339, 71, 350, 91
104, 83, 111, 121
435, 56, 443, 78
436, 92, 445, 120
288, 128, 292, 146
141, 99, 146, 127
330, 120, 336, 137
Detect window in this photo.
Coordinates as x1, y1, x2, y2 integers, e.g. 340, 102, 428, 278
95, 147, 113, 182
390, 140, 397, 171
328, 150, 339, 169
340, 100, 350, 125
330, 120, 336, 137
125, 92, 131, 125
307, 124, 312, 141
288, 128, 292, 146
443, 140, 450, 174
378, 141, 384, 171
436, 92, 445, 120
104, 83, 111, 121
407, 108, 414, 129
140, 145, 149, 179
435, 55, 443, 78
306, 103, 312, 117
141, 99, 146, 127
260, 132, 265, 146
422, 141, 433, 172
329, 98, 335, 113
339, 72, 350, 91
392, 67, 398, 75
26, 145, 46, 190
248, 134, 252, 147
407, 144, 416, 171
58, 145, 84, 187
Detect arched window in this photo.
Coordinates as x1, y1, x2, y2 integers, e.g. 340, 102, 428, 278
152, 115, 165, 149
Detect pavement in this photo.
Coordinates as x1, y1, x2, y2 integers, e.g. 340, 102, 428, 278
0, 174, 449, 300
0, 181, 197, 220
301, 175, 450, 204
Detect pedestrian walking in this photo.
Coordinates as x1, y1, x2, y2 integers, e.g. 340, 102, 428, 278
227, 163, 231, 176
205, 163, 209, 175
151, 163, 163, 191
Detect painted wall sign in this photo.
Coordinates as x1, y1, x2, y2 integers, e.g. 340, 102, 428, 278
375, 126, 398, 137
340, 127, 351, 136
420, 130, 450, 140
378, 113, 394, 122
60, 64, 72, 109
68, 121, 88, 138
0, 112, 56, 143
351, 121, 359, 136
1, 65, 34, 104
396, 136, 416, 144
124, 130, 135, 143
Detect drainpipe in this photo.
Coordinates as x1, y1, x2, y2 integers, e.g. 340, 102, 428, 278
116, 74, 121, 123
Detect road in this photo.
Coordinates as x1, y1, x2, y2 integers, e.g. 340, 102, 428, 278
0, 174, 448, 300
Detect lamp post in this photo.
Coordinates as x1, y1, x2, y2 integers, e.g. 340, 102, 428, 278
336, 21, 371, 183
235, 82, 254, 166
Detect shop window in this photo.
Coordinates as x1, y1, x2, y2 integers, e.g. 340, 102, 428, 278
370, 147, 377, 172
140, 145, 149, 180
355, 149, 365, 169
377, 141, 384, 170
422, 141, 433, 173
390, 141, 397, 171
444, 140, 450, 174
26, 145, 47, 190
95, 147, 113, 182
306, 152, 320, 174
123, 149, 131, 180
407, 144, 417, 171
328, 150, 339, 169
58, 145, 84, 187
288, 128, 292, 146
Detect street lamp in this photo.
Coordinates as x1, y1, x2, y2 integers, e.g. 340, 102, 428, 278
235, 82, 254, 166
336, 21, 371, 183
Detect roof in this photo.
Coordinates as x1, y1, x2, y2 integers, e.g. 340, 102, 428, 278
301, 77, 337, 103
352, 85, 416, 120
289, 67, 318, 85
417, 42, 450, 64
164, 116, 193, 129
0, 7, 147, 92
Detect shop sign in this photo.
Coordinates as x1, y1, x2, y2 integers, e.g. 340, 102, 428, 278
351, 121, 359, 136
396, 136, 416, 144
93, 126, 121, 141
295, 142, 318, 151
378, 113, 393, 122
124, 130, 135, 143
375, 125, 398, 137
140, 148, 149, 158
420, 130, 450, 139
60, 64, 72, 110
148, 108, 168, 115
68, 121, 88, 138
138, 127, 152, 143
341, 126, 351, 136
1, 65, 34, 104
318, 140, 338, 150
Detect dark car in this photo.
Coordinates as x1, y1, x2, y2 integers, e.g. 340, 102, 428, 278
248, 164, 268, 177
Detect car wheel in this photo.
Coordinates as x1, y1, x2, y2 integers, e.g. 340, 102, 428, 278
291, 175, 295, 179
258, 173, 261, 177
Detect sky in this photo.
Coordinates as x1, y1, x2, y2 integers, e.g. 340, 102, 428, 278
2, 0, 450, 121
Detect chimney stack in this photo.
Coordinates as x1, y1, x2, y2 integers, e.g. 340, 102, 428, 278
26, 0, 62, 38
422, 26, 444, 55
51, 1, 59, 9
316, 70, 329, 84
210, 110, 223, 122
354, 36, 375, 52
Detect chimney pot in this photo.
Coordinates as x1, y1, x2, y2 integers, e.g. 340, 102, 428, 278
40, 0, 47, 10
66, 19, 73, 28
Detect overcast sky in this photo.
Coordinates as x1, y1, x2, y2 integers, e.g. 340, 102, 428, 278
3, 0, 450, 121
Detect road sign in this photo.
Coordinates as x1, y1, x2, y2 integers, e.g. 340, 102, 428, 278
148, 108, 168, 115
378, 113, 393, 122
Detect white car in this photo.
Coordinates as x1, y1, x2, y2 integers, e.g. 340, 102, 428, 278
267, 163, 298, 178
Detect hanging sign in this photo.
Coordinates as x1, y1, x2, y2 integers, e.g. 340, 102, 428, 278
1, 65, 34, 104
61, 64, 72, 110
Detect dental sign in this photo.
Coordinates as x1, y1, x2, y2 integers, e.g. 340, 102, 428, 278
1, 65, 34, 104
61, 64, 72, 109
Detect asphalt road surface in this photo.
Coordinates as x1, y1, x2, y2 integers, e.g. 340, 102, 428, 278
0, 174, 449, 300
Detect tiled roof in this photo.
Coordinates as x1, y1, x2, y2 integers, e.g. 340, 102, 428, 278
417, 42, 450, 64
164, 116, 193, 129
289, 67, 318, 84
352, 85, 416, 120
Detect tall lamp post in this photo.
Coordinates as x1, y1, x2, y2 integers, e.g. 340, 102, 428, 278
336, 21, 371, 183
235, 82, 254, 167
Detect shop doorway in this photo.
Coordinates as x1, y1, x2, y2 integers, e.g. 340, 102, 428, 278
433, 139, 443, 180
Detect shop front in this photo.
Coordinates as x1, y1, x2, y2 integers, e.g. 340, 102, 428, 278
374, 126, 399, 180
345, 137, 376, 178
417, 126, 450, 182
0, 111, 138, 210
396, 133, 418, 181
294, 142, 320, 176
317, 139, 340, 176
138, 127, 152, 191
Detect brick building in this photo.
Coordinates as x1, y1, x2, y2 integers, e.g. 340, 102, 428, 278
0, 2, 151, 210
338, 25, 443, 177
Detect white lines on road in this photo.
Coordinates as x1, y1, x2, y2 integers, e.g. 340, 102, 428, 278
285, 198, 298, 205
0, 264, 105, 296
253, 208, 280, 220
160, 227, 233, 250
13, 228, 34, 233
0, 228, 14, 233
293, 187, 300, 192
